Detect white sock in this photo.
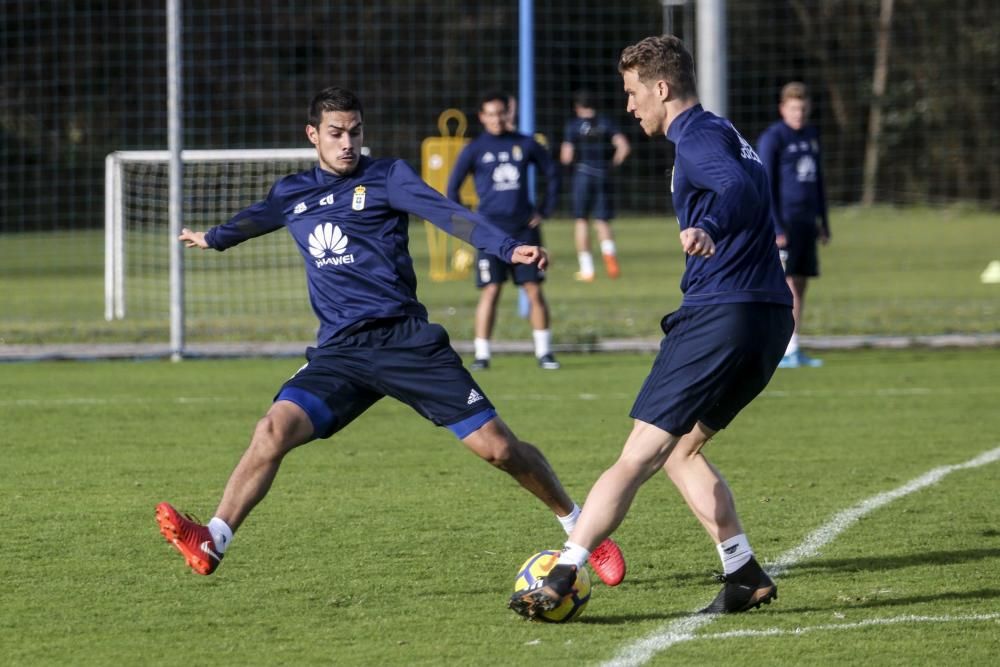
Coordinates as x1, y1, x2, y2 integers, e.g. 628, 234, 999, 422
533, 329, 552, 358
556, 540, 591, 569
600, 239, 616, 256
716, 533, 753, 575
474, 337, 491, 360
557, 504, 582, 535
577, 251, 594, 276
208, 517, 233, 554
785, 332, 799, 356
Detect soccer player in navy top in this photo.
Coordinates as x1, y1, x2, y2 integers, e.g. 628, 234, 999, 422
510, 35, 793, 619
447, 92, 561, 371
560, 89, 631, 281
758, 82, 831, 368
154, 87, 625, 586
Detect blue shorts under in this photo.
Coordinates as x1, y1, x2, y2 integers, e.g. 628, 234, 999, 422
572, 170, 614, 221
474, 226, 544, 287
630, 303, 793, 435
780, 219, 820, 277
275, 317, 496, 440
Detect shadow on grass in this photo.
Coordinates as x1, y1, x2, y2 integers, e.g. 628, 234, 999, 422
774, 547, 1000, 578
774, 587, 1000, 615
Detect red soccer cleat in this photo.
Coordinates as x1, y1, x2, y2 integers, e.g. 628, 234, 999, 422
155, 502, 223, 575
602, 254, 621, 279
589, 538, 626, 586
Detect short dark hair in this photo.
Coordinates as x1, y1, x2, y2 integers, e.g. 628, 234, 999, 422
572, 89, 594, 109
618, 35, 697, 99
479, 91, 509, 112
308, 87, 364, 127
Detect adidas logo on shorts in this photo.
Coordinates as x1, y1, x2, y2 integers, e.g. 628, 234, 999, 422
467, 389, 483, 405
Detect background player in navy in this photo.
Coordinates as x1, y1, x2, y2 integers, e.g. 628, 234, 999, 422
510, 35, 793, 619
560, 89, 631, 281
447, 92, 561, 371
758, 82, 830, 368
155, 87, 625, 586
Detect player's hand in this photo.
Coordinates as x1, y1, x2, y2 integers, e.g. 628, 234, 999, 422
819, 228, 831, 245
775, 233, 787, 248
511, 245, 549, 271
178, 228, 209, 249
527, 214, 543, 229
679, 228, 715, 258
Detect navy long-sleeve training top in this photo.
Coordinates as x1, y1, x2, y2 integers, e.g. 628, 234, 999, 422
446, 131, 559, 238
666, 104, 792, 307
563, 114, 621, 175
756, 121, 829, 235
204, 156, 522, 346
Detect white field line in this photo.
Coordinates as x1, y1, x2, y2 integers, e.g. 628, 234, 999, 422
699, 612, 1000, 641
600, 445, 1000, 667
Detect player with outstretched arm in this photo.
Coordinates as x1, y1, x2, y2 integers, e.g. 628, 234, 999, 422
155, 87, 625, 587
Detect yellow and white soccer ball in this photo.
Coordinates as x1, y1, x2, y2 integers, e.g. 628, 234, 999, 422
513, 550, 591, 622
451, 246, 475, 273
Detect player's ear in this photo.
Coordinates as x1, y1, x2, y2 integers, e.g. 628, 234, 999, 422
305, 124, 319, 146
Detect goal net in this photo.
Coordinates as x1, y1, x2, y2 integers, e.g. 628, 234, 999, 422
105, 149, 320, 343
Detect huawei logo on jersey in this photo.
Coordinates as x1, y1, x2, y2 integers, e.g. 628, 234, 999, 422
308, 223, 355, 268
492, 162, 521, 191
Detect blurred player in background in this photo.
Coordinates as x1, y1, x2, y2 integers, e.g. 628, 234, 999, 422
560, 89, 631, 281
448, 92, 561, 371
757, 82, 830, 368
155, 87, 624, 586
510, 35, 792, 619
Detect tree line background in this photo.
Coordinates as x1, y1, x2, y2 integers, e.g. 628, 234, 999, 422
2, 0, 997, 236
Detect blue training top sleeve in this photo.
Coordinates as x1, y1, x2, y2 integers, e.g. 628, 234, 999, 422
387, 160, 520, 261
446, 144, 475, 204
205, 184, 285, 250
678, 128, 758, 243
756, 127, 785, 235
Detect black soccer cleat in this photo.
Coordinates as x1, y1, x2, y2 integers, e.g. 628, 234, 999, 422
470, 358, 490, 371
537, 353, 560, 370
699, 556, 777, 614
508, 564, 578, 619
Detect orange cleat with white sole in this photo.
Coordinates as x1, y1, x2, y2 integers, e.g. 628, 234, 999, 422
602, 253, 621, 279
588, 538, 626, 586
155, 502, 223, 575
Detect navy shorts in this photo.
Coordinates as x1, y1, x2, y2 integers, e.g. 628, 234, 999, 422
781, 220, 820, 277
275, 317, 496, 440
571, 170, 614, 221
630, 303, 793, 435
474, 227, 544, 287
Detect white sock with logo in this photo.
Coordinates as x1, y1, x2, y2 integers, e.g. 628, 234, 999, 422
600, 239, 617, 256
208, 517, 233, 554
533, 329, 552, 358
556, 504, 582, 535
474, 337, 491, 361
785, 332, 799, 356
577, 251, 595, 275
716, 533, 753, 575
556, 541, 591, 569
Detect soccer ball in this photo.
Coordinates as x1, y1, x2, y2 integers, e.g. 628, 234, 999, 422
451, 246, 474, 272
513, 550, 591, 622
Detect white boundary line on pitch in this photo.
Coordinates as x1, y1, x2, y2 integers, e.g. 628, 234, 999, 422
600, 445, 1000, 667
696, 612, 1000, 641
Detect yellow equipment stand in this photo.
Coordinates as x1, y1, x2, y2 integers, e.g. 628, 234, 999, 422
421, 109, 477, 281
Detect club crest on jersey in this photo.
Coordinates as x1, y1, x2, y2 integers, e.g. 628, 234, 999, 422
512, 145, 523, 161
352, 186, 367, 211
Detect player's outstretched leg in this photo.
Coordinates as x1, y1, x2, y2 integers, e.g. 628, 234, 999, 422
508, 564, 579, 619
155, 502, 223, 575
588, 538, 626, 586
699, 556, 776, 614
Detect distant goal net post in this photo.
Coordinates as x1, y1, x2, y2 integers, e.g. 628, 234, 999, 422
104, 148, 319, 342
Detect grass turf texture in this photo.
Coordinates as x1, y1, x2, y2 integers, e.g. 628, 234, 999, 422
1, 205, 997, 344
3, 349, 999, 664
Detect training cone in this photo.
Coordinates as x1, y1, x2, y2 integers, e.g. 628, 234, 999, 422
981, 260, 1000, 284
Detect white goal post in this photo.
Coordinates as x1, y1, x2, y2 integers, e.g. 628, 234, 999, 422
104, 148, 319, 341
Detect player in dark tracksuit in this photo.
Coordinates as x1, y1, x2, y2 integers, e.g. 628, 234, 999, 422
758, 81, 831, 368
154, 87, 625, 585
447, 92, 561, 371
510, 35, 793, 620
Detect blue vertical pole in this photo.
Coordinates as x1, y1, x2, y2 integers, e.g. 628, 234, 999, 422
517, 0, 534, 319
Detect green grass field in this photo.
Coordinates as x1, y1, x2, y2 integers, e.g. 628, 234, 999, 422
1, 205, 997, 345
3, 349, 999, 665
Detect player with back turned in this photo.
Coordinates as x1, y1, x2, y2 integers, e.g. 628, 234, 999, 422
509, 35, 793, 619
154, 87, 625, 588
